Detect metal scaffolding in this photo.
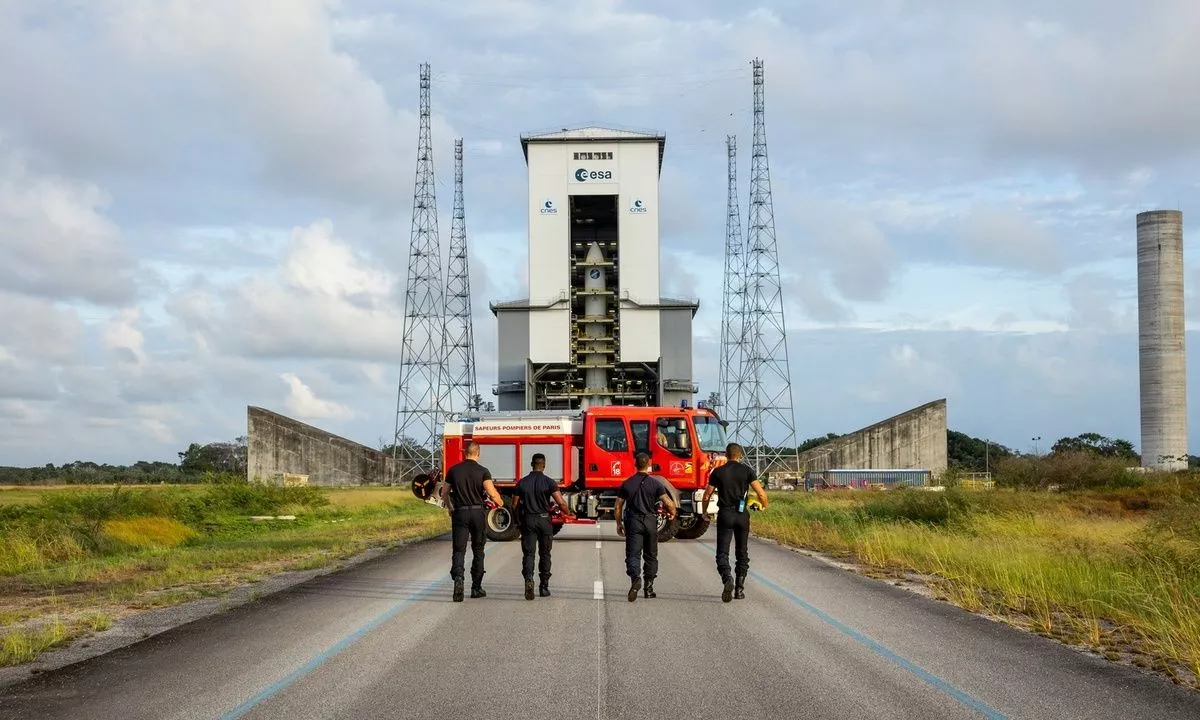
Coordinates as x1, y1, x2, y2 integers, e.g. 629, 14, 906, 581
444, 138, 479, 415
732, 58, 799, 477
392, 62, 451, 482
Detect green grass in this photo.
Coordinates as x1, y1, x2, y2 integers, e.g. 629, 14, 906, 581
0, 483, 448, 667
754, 483, 1200, 688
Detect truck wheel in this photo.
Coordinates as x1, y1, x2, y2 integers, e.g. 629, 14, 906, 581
673, 515, 711, 540
485, 504, 521, 542
656, 514, 678, 543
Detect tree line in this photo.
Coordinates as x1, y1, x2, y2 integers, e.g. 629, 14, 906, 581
0, 437, 248, 485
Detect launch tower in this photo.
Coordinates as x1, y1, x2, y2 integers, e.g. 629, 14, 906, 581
490, 126, 698, 410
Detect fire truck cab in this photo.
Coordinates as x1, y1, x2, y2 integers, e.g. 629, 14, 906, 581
428, 405, 730, 542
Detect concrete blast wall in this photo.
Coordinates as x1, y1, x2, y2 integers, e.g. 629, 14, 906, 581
247, 406, 394, 486
797, 399, 948, 476
1137, 210, 1189, 471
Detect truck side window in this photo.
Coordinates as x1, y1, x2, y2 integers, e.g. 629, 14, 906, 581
656, 417, 691, 457
594, 418, 628, 452
630, 420, 651, 455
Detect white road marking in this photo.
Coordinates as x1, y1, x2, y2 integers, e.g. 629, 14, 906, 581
593, 580, 604, 599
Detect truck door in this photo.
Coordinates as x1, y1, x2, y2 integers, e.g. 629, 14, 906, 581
586, 415, 633, 488
652, 415, 695, 486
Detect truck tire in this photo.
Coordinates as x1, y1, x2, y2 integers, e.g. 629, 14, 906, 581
673, 515, 711, 540
485, 502, 521, 542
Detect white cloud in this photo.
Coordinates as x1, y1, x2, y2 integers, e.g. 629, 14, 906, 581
281, 372, 355, 421
955, 204, 1063, 275
0, 141, 138, 305
4, 0, 1200, 466
103, 308, 148, 368
168, 219, 405, 361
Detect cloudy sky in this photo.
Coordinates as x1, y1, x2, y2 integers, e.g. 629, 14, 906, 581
3, 0, 1200, 466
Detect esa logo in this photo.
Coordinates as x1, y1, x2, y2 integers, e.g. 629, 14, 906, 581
539, 199, 558, 215
574, 168, 613, 182
629, 198, 647, 214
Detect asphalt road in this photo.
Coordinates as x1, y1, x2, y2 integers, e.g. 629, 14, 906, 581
2, 523, 1198, 720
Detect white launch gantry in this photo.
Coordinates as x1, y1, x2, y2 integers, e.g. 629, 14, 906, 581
489, 126, 699, 411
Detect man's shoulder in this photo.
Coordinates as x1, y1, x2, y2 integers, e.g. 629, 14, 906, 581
618, 473, 644, 489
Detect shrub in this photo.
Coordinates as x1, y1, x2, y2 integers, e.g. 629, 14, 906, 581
994, 452, 1139, 491
165, 481, 329, 525
856, 488, 973, 526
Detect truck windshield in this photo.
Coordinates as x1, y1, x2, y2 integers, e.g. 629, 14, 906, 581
693, 415, 727, 453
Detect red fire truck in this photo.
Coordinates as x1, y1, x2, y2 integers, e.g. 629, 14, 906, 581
412, 405, 730, 542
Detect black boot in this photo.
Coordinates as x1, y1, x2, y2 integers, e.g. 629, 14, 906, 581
644, 579, 656, 599
453, 579, 464, 603
628, 577, 642, 602
524, 580, 535, 600
721, 576, 734, 603
471, 583, 487, 599
734, 573, 746, 600
539, 574, 551, 597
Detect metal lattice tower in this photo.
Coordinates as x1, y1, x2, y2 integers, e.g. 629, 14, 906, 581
444, 138, 479, 415
719, 135, 748, 431
736, 58, 799, 478
393, 62, 450, 482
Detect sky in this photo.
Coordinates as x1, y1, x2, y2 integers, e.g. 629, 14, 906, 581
3, 0, 1200, 465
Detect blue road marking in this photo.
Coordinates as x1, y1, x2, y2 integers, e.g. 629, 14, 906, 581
698, 542, 1008, 720
220, 542, 498, 719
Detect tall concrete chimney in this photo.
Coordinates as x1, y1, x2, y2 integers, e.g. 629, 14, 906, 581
1136, 209, 1188, 470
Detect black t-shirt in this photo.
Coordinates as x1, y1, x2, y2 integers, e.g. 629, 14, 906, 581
617, 472, 670, 516
444, 459, 491, 508
515, 471, 558, 515
708, 461, 757, 512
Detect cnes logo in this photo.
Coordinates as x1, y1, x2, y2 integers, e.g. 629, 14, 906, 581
574, 168, 613, 182
540, 199, 558, 215
629, 198, 647, 214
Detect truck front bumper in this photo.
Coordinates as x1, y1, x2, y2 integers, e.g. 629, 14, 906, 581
679, 490, 717, 517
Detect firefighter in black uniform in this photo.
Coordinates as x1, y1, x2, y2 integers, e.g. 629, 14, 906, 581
512, 453, 572, 600
702, 442, 769, 602
440, 441, 504, 602
614, 451, 677, 603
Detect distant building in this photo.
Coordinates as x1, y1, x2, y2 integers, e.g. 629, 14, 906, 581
491, 126, 698, 411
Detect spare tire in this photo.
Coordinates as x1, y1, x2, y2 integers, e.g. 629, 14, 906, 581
673, 515, 711, 540
656, 513, 678, 542
484, 499, 521, 542
654, 478, 682, 542
411, 472, 438, 500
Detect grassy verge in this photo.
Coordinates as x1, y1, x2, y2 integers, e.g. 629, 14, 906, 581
753, 481, 1200, 689
0, 482, 447, 667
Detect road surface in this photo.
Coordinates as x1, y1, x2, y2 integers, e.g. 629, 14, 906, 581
1, 524, 1198, 719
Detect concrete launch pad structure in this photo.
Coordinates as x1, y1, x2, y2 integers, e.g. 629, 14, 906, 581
490, 126, 699, 411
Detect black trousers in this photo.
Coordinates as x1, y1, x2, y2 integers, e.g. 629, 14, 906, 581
520, 514, 554, 582
715, 508, 750, 582
450, 506, 487, 584
623, 513, 659, 580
